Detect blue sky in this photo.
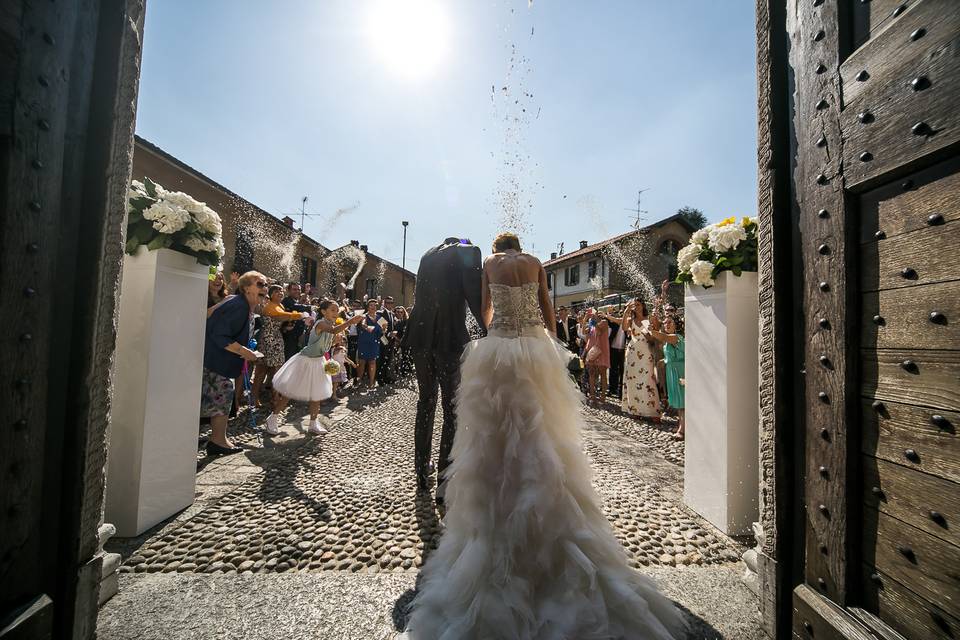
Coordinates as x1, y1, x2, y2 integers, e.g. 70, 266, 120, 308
136, 1, 757, 271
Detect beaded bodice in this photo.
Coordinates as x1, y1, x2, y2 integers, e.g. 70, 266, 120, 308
488, 282, 543, 337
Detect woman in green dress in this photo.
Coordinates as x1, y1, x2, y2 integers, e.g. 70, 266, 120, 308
650, 313, 685, 440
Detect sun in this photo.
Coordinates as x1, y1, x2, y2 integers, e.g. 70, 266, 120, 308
366, 0, 452, 80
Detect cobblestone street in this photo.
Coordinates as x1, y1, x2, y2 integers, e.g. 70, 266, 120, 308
100, 382, 762, 639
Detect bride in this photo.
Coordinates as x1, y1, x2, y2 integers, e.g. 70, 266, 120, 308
404, 233, 686, 639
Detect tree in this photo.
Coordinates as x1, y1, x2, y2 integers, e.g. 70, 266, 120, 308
677, 205, 708, 230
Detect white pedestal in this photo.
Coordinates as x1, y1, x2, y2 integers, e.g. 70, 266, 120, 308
106, 247, 208, 536
683, 271, 759, 536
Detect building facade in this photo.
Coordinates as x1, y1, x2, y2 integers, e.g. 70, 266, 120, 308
131, 136, 329, 284
324, 241, 416, 307
542, 214, 696, 310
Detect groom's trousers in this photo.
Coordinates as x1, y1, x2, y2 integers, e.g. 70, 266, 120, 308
413, 349, 462, 486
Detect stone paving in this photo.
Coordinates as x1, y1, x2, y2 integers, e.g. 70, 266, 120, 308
114, 384, 742, 577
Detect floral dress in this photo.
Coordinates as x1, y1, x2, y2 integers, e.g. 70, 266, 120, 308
260, 301, 305, 368
259, 315, 287, 368
621, 318, 660, 418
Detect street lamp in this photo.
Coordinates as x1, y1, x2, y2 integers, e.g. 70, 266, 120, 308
401, 221, 409, 304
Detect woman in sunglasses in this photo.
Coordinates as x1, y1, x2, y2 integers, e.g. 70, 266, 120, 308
201, 270, 267, 455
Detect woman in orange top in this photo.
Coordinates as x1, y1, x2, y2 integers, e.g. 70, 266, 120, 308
251, 284, 309, 406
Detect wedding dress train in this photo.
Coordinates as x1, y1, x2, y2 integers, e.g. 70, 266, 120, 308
405, 283, 686, 639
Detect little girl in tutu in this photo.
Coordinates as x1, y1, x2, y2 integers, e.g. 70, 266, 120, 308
330, 333, 356, 398
267, 300, 363, 435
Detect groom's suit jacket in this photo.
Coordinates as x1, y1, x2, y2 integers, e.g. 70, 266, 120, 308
402, 237, 484, 355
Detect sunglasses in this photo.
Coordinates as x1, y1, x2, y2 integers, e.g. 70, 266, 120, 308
255, 281, 267, 288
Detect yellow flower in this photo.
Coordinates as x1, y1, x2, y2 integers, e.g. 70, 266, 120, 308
741, 216, 753, 227
717, 216, 736, 227
335, 317, 344, 325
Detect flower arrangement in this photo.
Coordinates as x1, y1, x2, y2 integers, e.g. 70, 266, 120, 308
323, 359, 342, 376
674, 216, 758, 288
125, 178, 226, 266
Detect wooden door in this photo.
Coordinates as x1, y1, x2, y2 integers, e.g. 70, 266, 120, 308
791, 0, 960, 638
0, 2, 143, 638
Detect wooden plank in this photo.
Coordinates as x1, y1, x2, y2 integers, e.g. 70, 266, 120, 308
862, 349, 960, 412
852, 0, 917, 50
860, 221, 960, 291
863, 565, 960, 640
861, 281, 960, 350
841, 26, 960, 190
862, 455, 960, 547
861, 398, 960, 484
844, 0, 959, 106
858, 156, 960, 244
847, 607, 907, 640
792, 0, 857, 603
862, 506, 960, 613
792, 584, 879, 639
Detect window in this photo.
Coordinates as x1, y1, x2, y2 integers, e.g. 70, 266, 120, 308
365, 277, 376, 299
564, 264, 580, 287
234, 228, 254, 274
587, 260, 598, 279
301, 256, 318, 288
547, 272, 553, 290
660, 239, 681, 256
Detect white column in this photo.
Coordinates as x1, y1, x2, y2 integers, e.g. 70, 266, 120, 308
106, 248, 208, 536
683, 271, 760, 535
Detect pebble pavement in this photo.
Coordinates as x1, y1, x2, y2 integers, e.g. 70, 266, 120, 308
114, 383, 743, 576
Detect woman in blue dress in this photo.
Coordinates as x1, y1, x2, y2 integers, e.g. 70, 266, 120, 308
356, 299, 383, 389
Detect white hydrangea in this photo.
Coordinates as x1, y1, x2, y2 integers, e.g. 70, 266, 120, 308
143, 201, 190, 234
677, 243, 701, 273
689, 260, 716, 287
184, 234, 226, 258
192, 204, 222, 235
162, 190, 204, 213
690, 226, 711, 246
708, 224, 747, 253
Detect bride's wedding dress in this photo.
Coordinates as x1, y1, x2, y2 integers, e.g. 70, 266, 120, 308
405, 282, 686, 639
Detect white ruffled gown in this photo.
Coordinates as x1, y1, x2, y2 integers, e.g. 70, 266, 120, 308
404, 283, 686, 640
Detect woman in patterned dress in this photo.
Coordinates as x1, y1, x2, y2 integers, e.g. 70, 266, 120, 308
251, 285, 308, 406
621, 299, 660, 420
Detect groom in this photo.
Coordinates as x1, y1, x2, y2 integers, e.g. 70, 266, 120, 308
402, 237, 484, 500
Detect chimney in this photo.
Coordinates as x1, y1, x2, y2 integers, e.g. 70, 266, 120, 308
359, 244, 368, 253
579, 240, 589, 250
350, 240, 360, 247
282, 216, 295, 227
550, 252, 557, 260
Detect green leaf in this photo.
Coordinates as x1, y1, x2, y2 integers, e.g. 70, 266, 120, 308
147, 234, 173, 250
143, 177, 158, 198
130, 196, 153, 212
125, 238, 140, 255
132, 221, 154, 244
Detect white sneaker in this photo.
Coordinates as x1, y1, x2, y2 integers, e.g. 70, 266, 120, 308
265, 413, 280, 435
307, 419, 328, 435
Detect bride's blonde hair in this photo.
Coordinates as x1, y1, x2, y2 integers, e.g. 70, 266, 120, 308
492, 232, 522, 253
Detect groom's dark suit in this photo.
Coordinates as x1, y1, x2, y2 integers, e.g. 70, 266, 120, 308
402, 237, 484, 490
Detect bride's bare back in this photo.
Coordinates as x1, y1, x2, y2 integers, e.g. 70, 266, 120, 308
481, 250, 556, 334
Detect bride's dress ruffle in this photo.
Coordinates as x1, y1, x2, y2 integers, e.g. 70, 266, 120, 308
406, 316, 686, 639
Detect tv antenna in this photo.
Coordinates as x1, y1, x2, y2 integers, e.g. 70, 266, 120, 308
279, 196, 324, 231
624, 188, 651, 230
557, 241, 564, 256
